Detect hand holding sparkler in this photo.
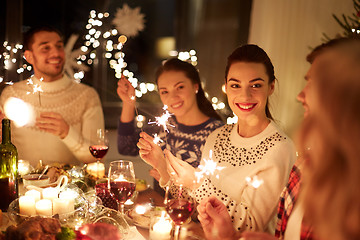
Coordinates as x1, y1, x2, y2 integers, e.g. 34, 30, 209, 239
164, 149, 197, 189
117, 75, 135, 105
36, 112, 70, 139
197, 196, 238, 240
137, 132, 169, 181
117, 75, 137, 124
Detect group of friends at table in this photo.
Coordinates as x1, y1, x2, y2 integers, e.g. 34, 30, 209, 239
0, 24, 359, 240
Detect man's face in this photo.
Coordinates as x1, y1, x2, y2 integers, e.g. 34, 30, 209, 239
24, 31, 65, 82
297, 54, 330, 117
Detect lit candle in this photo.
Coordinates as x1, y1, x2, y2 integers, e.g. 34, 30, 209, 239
59, 191, 75, 213
115, 174, 127, 182
19, 196, 36, 216
42, 187, 58, 200
25, 189, 41, 202
18, 160, 31, 176
149, 211, 172, 240
86, 162, 105, 178
53, 198, 71, 215
35, 199, 53, 216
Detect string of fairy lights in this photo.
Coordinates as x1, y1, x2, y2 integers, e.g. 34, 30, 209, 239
0, 7, 235, 124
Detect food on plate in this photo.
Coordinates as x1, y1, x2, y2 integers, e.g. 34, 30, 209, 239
4, 216, 61, 240
56, 227, 76, 240
135, 179, 148, 192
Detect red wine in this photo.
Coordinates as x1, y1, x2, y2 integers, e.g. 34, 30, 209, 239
110, 181, 135, 203
0, 178, 18, 212
89, 145, 109, 159
166, 199, 195, 225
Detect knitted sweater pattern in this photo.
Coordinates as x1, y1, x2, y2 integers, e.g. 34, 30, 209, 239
0, 76, 104, 165
192, 122, 296, 233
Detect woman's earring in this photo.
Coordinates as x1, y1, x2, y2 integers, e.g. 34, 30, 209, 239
195, 90, 198, 94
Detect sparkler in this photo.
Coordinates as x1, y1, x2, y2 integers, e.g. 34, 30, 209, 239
3, 97, 35, 127
26, 77, 44, 106
148, 105, 174, 148
245, 175, 264, 211
153, 133, 164, 145
148, 105, 174, 133
195, 150, 225, 183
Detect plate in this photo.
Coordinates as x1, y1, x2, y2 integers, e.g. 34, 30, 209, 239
125, 208, 151, 229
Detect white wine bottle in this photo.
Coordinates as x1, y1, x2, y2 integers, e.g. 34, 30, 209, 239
0, 118, 18, 212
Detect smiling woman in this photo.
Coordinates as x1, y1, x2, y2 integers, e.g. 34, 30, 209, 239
117, 58, 224, 194
163, 44, 296, 234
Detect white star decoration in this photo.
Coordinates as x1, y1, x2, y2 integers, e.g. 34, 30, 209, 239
64, 34, 90, 80
112, 4, 145, 37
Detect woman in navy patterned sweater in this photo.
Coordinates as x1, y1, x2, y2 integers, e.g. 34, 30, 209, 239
117, 58, 224, 191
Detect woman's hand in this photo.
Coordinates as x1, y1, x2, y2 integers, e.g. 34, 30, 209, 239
117, 75, 135, 105
137, 132, 169, 182
164, 149, 196, 189
197, 196, 238, 240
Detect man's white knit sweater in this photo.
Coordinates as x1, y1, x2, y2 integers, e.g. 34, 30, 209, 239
0, 75, 104, 166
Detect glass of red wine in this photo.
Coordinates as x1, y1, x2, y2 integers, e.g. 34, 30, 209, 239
164, 183, 196, 240
89, 128, 109, 162
108, 160, 136, 215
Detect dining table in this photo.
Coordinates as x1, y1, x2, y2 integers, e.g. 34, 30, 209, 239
132, 187, 206, 240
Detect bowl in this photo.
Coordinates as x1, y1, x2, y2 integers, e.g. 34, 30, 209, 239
7, 197, 89, 229
93, 207, 130, 237
22, 174, 50, 188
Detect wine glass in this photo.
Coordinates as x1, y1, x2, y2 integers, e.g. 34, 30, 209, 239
88, 129, 109, 178
89, 128, 109, 162
164, 183, 196, 240
108, 160, 136, 215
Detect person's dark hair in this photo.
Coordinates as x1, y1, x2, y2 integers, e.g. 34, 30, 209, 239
307, 37, 360, 64
155, 58, 222, 121
225, 44, 276, 120
24, 25, 63, 51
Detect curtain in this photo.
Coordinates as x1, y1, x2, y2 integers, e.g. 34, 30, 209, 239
248, 0, 354, 136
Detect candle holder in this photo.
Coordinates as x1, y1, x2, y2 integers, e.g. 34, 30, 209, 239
7, 197, 89, 229
149, 208, 173, 240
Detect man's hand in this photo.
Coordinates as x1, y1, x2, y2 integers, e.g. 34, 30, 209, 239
36, 112, 69, 139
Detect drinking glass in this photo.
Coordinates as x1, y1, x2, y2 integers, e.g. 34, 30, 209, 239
164, 183, 196, 240
108, 160, 136, 215
89, 129, 109, 162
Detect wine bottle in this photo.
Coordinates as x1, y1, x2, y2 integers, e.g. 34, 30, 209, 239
0, 118, 18, 212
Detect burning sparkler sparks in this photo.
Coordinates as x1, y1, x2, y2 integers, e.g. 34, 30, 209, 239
153, 133, 164, 145
245, 175, 264, 189
26, 77, 44, 106
148, 105, 174, 133
3, 97, 35, 127
195, 150, 225, 183
245, 175, 264, 212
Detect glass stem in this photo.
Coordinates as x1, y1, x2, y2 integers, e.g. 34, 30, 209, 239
173, 225, 181, 240
119, 203, 125, 215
